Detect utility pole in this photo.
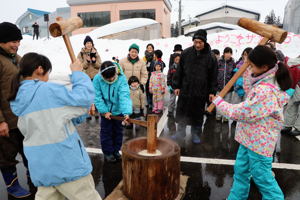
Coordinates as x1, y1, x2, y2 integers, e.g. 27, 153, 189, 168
178, 0, 182, 36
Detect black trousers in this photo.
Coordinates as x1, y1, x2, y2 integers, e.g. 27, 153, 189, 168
0, 128, 28, 169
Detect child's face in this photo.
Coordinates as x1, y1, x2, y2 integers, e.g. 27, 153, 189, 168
129, 49, 139, 59
249, 61, 268, 76
174, 56, 180, 64
104, 74, 117, 83
131, 82, 139, 88
224, 52, 232, 60
155, 64, 162, 72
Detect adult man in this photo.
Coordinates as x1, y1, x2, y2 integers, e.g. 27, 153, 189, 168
0, 22, 32, 198
32, 22, 39, 40
172, 29, 218, 144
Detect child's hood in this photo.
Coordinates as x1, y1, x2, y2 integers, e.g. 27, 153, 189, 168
10, 80, 45, 116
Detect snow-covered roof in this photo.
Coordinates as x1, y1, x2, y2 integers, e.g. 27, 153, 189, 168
195, 4, 260, 19
89, 18, 159, 38
185, 22, 243, 35
181, 18, 200, 27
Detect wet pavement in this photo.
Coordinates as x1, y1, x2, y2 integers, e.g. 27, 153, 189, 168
1, 114, 300, 200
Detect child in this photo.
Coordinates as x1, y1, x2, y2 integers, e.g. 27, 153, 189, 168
232, 47, 253, 104
146, 49, 165, 110
128, 76, 145, 119
167, 53, 180, 117
216, 47, 236, 121
9, 53, 102, 200
93, 61, 132, 162
212, 45, 292, 200
149, 61, 166, 114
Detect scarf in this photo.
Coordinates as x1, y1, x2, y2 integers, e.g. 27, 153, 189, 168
128, 54, 139, 64
250, 65, 278, 85
144, 51, 154, 63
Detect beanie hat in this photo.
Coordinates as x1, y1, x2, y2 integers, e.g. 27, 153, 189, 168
155, 61, 163, 68
84, 35, 93, 46
193, 29, 207, 42
173, 44, 183, 52
129, 43, 139, 53
0, 22, 22, 43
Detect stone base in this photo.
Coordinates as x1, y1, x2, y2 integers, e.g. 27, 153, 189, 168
105, 175, 188, 200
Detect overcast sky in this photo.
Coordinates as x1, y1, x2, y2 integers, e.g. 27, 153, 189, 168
0, 0, 289, 24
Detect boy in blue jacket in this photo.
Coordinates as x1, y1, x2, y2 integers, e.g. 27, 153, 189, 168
9, 53, 102, 199
93, 61, 132, 162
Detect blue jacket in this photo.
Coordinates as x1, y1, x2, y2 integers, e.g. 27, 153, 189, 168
10, 71, 94, 187
93, 72, 132, 116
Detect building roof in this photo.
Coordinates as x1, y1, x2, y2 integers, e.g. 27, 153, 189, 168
89, 18, 159, 38
181, 18, 199, 27
195, 4, 260, 20
16, 8, 50, 25
67, 0, 172, 11
27, 8, 50, 16
185, 22, 243, 35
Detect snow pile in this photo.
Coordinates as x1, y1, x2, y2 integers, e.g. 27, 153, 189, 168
18, 29, 300, 82
89, 18, 159, 39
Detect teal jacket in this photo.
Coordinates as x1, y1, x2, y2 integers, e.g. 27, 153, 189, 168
93, 72, 132, 116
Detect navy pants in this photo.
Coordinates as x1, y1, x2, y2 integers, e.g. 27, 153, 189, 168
100, 116, 123, 155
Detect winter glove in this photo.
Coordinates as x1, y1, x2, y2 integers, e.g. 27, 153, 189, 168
140, 84, 145, 93
168, 85, 173, 94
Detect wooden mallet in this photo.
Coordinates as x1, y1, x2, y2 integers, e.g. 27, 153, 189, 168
207, 17, 288, 112
49, 17, 83, 63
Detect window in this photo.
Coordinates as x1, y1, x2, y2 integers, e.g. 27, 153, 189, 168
23, 26, 29, 33
120, 9, 155, 20
77, 11, 111, 27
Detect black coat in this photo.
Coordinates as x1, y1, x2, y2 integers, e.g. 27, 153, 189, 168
173, 44, 218, 125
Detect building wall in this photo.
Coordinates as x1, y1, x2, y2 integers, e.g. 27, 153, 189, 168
17, 8, 70, 39
100, 23, 161, 40
70, 0, 170, 37
283, 0, 300, 34
18, 13, 40, 35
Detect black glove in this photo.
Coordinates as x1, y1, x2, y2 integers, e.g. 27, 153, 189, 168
90, 52, 96, 63
140, 84, 145, 93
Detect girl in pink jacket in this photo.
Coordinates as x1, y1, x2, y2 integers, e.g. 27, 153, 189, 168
213, 45, 292, 200
149, 61, 166, 114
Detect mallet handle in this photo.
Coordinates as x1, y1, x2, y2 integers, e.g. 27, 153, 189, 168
207, 37, 270, 112
147, 115, 158, 154
100, 114, 148, 127
62, 35, 76, 63
207, 61, 249, 112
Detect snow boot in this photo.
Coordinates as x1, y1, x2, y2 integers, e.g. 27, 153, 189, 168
1, 168, 31, 198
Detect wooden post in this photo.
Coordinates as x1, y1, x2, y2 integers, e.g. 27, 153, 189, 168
147, 114, 158, 154
122, 137, 180, 200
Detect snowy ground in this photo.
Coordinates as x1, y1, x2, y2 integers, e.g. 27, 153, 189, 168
18, 29, 300, 83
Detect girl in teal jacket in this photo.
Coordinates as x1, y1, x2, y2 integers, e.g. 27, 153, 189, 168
93, 61, 132, 162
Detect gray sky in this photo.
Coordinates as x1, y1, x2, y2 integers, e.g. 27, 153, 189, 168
0, 0, 289, 24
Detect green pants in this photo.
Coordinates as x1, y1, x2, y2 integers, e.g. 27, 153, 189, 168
228, 145, 284, 200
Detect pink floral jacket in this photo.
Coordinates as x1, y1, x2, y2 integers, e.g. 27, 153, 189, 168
214, 67, 289, 157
